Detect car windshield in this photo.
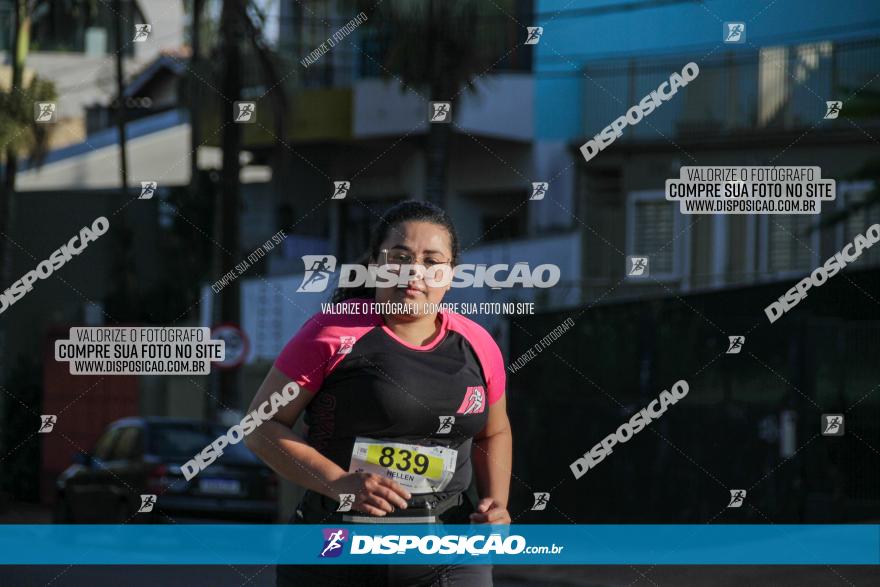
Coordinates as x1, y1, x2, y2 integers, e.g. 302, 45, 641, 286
148, 423, 259, 463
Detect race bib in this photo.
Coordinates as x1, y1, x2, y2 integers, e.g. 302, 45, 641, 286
349, 437, 458, 493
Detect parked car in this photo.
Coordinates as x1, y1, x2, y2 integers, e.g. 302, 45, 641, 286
54, 417, 279, 523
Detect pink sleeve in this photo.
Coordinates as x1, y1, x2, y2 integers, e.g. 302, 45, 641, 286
273, 302, 379, 393
273, 314, 336, 393
482, 334, 507, 405
446, 314, 507, 405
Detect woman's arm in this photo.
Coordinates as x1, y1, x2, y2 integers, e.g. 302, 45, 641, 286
244, 366, 409, 515
470, 395, 513, 523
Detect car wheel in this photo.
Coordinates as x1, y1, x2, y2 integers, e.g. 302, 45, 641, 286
52, 494, 74, 523
113, 499, 130, 524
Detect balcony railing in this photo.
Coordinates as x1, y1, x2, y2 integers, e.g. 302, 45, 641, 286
582, 37, 880, 142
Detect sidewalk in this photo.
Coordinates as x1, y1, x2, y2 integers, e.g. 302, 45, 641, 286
0, 502, 51, 523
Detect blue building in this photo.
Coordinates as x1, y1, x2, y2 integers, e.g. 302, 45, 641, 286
531, 0, 880, 300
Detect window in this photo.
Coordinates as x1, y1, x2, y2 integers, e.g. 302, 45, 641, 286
841, 181, 880, 267
464, 190, 528, 243
93, 428, 120, 463
111, 426, 143, 461
27, 1, 145, 55
766, 215, 816, 274
767, 214, 816, 273
627, 190, 682, 279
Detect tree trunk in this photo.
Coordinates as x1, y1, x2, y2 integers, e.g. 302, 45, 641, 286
425, 113, 451, 207
423, 0, 451, 208
0, 0, 30, 381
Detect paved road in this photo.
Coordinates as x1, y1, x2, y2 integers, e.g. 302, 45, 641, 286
2, 505, 878, 586
2, 565, 879, 586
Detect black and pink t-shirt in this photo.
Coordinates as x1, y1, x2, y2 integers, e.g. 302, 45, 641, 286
274, 298, 506, 499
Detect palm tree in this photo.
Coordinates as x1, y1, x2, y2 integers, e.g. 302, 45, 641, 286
363, 0, 514, 208
0, 0, 57, 286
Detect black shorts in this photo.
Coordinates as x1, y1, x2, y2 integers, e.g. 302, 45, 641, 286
275, 491, 493, 587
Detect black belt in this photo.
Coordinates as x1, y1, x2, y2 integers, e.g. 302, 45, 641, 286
300, 491, 467, 524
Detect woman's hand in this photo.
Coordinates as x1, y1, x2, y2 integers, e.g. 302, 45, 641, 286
469, 497, 511, 524
327, 472, 411, 516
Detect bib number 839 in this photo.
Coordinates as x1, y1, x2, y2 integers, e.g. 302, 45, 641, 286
366, 445, 441, 479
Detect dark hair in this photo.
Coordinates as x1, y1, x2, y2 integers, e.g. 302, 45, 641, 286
332, 200, 460, 303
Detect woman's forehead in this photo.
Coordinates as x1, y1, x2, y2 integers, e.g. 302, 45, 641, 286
385, 221, 451, 251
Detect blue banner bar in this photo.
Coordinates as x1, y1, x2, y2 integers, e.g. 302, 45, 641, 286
1, 525, 877, 565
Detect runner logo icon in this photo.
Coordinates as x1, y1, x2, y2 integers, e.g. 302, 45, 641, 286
332, 181, 350, 199
531, 492, 550, 511
726, 336, 745, 354
298, 255, 337, 292
338, 336, 356, 355
133, 24, 151, 42
525, 27, 543, 45
530, 182, 548, 200
336, 494, 355, 512
138, 494, 157, 513
457, 386, 485, 415
430, 102, 451, 123
724, 22, 745, 43
139, 181, 157, 199
38, 415, 57, 433
822, 414, 844, 436
35, 102, 57, 123
437, 416, 456, 434
727, 489, 746, 508
627, 256, 649, 277
824, 101, 842, 119
320, 528, 349, 558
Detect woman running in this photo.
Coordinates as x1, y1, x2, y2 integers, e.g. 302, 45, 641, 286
245, 201, 512, 587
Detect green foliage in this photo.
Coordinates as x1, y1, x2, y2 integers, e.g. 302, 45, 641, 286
0, 74, 57, 166
362, 0, 511, 96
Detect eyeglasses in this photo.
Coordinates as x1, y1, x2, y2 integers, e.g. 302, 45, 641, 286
379, 248, 452, 269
